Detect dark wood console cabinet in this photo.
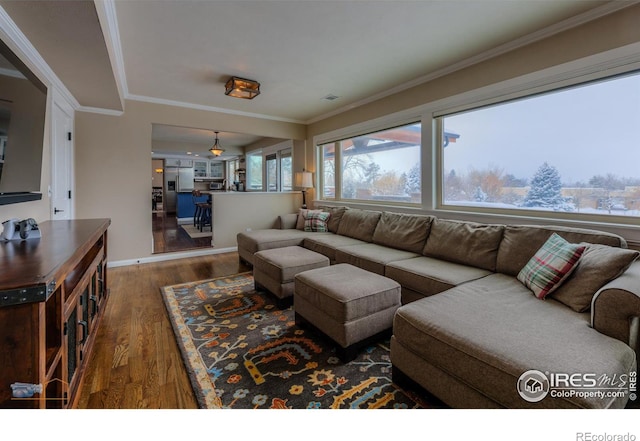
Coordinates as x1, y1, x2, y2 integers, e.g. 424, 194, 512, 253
0, 218, 110, 408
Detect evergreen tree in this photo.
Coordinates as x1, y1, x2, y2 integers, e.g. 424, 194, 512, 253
523, 162, 564, 208
404, 163, 421, 194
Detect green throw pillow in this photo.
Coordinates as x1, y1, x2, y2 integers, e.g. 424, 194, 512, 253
303, 211, 330, 233
517, 233, 586, 299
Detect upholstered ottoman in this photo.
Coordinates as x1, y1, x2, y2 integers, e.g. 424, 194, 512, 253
294, 263, 401, 362
253, 246, 330, 308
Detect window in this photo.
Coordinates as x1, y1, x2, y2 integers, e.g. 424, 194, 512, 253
266, 153, 277, 191
319, 122, 421, 204
320, 143, 335, 199
246, 151, 263, 190
439, 72, 640, 218
246, 146, 292, 191
280, 149, 292, 191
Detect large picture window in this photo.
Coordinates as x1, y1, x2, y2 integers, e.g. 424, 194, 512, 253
319, 122, 421, 204
440, 72, 640, 218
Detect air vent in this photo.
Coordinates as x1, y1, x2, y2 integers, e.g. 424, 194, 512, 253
322, 94, 340, 101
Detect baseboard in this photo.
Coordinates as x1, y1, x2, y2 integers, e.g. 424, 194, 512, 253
107, 246, 238, 268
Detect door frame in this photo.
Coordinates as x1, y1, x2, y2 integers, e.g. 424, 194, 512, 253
50, 88, 75, 220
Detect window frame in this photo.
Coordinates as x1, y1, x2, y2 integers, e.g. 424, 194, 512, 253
245, 142, 294, 192
315, 119, 424, 207
313, 48, 640, 233
434, 70, 640, 226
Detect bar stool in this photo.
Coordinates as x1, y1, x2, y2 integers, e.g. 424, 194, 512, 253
192, 190, 203, 227
198, 201, 212, 232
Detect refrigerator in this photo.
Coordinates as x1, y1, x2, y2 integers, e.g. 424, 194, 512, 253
163, 165, 195, 214
164, 167, 178, 213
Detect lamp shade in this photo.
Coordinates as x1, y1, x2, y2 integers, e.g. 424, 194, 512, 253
295, 171, 313, 189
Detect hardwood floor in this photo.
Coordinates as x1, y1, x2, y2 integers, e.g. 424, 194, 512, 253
152, 210, 211, 254
76, 252, 250, 408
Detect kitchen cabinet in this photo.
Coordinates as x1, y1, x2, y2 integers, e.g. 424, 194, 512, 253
210, 161, 224, 179
194, 160, 208, 177
164, 158, 193, 168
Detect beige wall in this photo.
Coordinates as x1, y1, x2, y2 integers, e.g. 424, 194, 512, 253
75, 99, 306, 262
307, 5, 640, 142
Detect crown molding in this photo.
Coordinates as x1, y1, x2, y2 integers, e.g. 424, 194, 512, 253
127, 93, 306, 124
77, 105, 124, 116
305, 1, 638, 125
94, 0, 128, 108
0, 5, 80, 110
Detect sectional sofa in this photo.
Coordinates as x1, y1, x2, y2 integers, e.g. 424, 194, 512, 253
236, 206, 640, 409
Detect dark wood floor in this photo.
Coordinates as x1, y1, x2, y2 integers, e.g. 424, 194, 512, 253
76, 252, 250, 408
152, 210, 211, 254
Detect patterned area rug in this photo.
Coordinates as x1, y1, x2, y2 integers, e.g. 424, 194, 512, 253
181, 224, 212, 238
161, 273, 439, 409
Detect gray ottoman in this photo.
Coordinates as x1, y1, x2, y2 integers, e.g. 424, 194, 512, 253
294, 263, 401, 362
253, 246, 330, 308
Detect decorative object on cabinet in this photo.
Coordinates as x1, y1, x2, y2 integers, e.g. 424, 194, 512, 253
0, 219, 110, 409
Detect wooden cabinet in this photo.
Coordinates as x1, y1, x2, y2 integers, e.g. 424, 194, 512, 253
0, 219, 110, 408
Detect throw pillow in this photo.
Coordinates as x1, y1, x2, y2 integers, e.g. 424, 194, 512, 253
295, 209, 321, 230
303, 211, 330, 233
551, 244, 640, 312
517, 233, 586, 299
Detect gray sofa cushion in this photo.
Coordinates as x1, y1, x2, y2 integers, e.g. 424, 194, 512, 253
496, 225, 627, 277
372, 212, 434, 254
303, 233, 366, 263
423, 219, 504, 271
385, 256, 492, 300
393, 273, 636, 409
236, 229, 316, 255
336, 209, 381, 242
333, 243, 420, 275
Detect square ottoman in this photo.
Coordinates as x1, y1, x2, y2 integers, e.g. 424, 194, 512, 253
294, 263, 401, 362
253, 245, 330, 308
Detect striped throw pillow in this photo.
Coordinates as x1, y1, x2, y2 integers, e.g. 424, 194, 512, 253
517, 233, 586, 299
303, 211, 330, 233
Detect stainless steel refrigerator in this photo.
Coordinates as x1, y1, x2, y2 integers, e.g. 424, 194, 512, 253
163, 165, 195, 214
164, 167, 178, 213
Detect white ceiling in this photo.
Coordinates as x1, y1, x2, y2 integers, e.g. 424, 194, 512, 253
1, 0, 632, 148
114, 0, 615, 123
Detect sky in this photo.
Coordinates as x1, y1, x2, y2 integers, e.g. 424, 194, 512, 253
443, 72, 640, 185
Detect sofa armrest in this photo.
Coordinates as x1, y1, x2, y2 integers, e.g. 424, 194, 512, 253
591, 260, 640, 353
277, 213, 298, 230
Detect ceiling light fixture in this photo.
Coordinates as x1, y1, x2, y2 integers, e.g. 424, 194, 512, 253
225, 76, 260, 99
209, 131, 225, 156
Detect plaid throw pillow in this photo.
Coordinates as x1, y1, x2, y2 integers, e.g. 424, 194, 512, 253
517, 233, 586, 299
303, 211, 330, 232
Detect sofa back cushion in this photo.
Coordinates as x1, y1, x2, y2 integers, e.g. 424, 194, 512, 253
316, 205, 349, 233
336, 209, 381, 242
496, 225, 627, 277
423, 219, 504, 271
372, 212, 434, 253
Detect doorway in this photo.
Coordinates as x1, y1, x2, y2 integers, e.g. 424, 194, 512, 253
151, 158, 211, 254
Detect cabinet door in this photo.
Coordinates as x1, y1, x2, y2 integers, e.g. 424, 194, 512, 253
194, 160, 208, 177
210, 161, 224, 178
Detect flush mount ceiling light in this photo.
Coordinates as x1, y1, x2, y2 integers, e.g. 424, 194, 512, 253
209, 131, 225, 156
225, 76, 260, 99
